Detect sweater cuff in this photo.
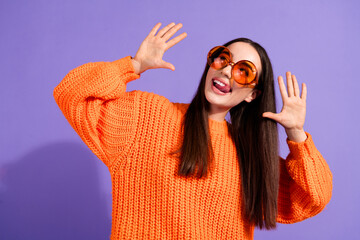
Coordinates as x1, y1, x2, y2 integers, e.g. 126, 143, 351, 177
111, 56, 140, 84
286, 132, 314, 154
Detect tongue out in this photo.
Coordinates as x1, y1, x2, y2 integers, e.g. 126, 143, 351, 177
214, 80, 231, 93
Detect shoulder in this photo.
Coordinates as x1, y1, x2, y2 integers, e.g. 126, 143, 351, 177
172, 102, 190, 115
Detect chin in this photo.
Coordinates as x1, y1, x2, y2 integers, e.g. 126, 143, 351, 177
205, 91, 231, 110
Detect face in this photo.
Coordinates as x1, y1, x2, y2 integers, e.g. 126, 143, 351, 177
204, 42, 262, 114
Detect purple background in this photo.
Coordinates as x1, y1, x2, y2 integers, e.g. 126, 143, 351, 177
1, 0, 359, 239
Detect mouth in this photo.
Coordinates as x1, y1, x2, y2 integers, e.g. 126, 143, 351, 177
212, 78, 232, 94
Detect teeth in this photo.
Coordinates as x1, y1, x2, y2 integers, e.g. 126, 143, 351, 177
214, 80, 225, 87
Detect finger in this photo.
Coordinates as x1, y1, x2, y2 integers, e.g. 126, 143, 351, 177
286, 71, 294, 97
278, 76, 288, 100
157, 22, 176, 37
262, 112, 281, 122
162, 23, 183, 41
292, 74, 300, 97
166, 32, 187, 50
301, 83, 307, 101
148, 22, 162, 37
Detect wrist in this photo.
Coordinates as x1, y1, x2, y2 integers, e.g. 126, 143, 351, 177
130, 58, 141, 75
285, 128, 307, 142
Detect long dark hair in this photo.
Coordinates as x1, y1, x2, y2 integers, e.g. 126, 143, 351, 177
178, 38, 279, 229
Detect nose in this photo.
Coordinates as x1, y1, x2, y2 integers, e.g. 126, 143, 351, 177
221, 64, 232, 79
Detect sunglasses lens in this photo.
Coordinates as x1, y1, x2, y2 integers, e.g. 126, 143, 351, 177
232, 61, 256, 85
207, 46, 230, 70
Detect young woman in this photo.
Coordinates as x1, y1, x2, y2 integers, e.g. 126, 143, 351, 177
53, 22, 333, 239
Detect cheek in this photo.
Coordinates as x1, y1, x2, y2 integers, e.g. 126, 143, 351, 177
206, 68, 214, 80
205, 69, 215, 88
230, 88, 254, 103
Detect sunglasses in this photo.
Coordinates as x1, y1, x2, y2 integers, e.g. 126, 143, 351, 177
207, 46, 259, 88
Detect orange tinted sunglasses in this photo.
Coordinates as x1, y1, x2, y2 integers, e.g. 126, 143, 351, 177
207, 46, 259, 88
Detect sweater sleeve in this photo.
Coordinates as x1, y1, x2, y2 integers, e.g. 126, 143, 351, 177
276, 132, 333, 223
53, 56, 140, 167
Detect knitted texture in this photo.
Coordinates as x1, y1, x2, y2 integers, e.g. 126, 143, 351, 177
53, 56, 333, 240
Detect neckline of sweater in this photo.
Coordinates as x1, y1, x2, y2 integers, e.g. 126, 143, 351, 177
208, 118, 229, 135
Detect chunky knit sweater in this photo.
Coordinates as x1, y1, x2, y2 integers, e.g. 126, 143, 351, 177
53, 56, 333, 240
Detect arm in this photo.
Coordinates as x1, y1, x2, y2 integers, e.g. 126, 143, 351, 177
53, 57, 140, 167
276, 133, 333, 223
263, 72, 332, 222
53, 22, 187, 168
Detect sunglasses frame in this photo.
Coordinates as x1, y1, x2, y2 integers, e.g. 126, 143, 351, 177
207, 46, 259, 88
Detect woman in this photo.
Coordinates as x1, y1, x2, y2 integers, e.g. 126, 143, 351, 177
53, 22, 333, 239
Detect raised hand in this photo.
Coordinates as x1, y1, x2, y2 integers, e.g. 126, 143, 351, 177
131, 22, 187, 74
262, 72, 308, 142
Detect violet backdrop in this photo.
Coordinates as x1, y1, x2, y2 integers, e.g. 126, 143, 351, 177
1, 0, 359, 239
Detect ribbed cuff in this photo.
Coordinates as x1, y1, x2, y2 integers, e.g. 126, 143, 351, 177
112, 56, 140, 84
286, 132, 313, 155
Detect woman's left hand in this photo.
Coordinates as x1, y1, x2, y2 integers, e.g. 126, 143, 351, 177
262, 72, 308, 142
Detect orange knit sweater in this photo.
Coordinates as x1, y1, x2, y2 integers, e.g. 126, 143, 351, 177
53, 56, 333, 240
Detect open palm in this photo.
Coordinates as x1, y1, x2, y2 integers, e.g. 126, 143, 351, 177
133, 22, 187, 74
263, 72, 307, 132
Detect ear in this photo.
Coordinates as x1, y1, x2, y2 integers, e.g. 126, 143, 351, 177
244, 89, 261, 103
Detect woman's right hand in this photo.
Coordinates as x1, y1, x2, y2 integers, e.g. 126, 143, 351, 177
131, 22, 187, 75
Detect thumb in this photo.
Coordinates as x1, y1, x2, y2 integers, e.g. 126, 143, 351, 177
262, 112, 280, 122
160, 60, 175, 71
